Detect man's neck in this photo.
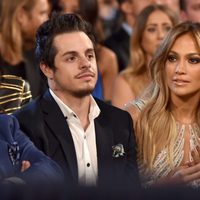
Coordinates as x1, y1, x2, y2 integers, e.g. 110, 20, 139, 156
52, 90, 92, 130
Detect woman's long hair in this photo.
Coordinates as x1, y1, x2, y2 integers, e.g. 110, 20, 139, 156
0, 0, 36, 64
122, 4, 179, 96
135, 22, 200, 171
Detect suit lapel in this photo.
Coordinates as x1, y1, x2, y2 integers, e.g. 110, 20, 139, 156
41, 91, 78, 181
95, 111, 114, 183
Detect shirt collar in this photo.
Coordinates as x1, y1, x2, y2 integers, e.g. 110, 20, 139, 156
49, 89, 100, 120
122, 22, 132, 36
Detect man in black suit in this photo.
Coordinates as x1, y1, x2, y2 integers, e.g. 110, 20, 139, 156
104, 0, 132, 72
104, 0, 153, 71
14, 13, 139, 188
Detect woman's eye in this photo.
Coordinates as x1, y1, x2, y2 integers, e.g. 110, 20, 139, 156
188, 58, 200, 64
147, 27, 156, 32
167, 55, 177, 62
164, 26, 172, 32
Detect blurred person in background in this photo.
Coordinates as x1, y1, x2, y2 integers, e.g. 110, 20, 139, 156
50, 0, 118, 103
179, 0, 200, 23
111, 4, 179, 109
97, 0, 120, 39
153, 0, 180, 15
104, 0, 154, 72
22, 0, 50, 98
0, 0, 50, 106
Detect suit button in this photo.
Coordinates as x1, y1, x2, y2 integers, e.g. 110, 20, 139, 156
87, 163, 90, 167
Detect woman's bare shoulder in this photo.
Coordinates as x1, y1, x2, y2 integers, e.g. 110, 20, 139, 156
124, 101, 140, 122
100, 45, 117, 59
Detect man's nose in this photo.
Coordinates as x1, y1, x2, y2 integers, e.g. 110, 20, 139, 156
79, 57, 91, 69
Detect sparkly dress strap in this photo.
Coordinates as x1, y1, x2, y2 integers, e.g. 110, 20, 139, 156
129, 99, 146, 111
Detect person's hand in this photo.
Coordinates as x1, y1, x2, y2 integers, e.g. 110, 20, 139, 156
155, 147, 200, 186
170, 163, 200, 184
155, 165, 189, 186
21, 160, 31, 172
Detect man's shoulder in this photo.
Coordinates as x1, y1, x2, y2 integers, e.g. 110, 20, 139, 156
14, 96, 42, 119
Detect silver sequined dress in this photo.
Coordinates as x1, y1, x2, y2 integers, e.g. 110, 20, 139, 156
130, 99, 200, 188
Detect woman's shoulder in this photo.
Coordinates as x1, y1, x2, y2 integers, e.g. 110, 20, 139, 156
113, 72, 133, 94
97, 44, 118, 74
98, 45, 117, 60
124, 99, 145, 122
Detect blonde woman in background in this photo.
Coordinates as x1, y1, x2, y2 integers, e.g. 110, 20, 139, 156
111, 4, 179, 108
0, 0, 49, 113
126, 21, 200, 187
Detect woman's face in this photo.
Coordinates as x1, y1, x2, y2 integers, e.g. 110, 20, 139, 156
141, 10, 173, 58
165, 33, 200, 99
20, 0, 50, 45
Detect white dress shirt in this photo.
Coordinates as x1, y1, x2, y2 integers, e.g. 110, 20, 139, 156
50, 89, 100, 186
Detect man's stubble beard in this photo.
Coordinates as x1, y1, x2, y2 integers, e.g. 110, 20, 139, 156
72, 87, 95, 98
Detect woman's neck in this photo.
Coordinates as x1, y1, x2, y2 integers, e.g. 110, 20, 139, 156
145, 54, 152, 79
170, 94, 199, 124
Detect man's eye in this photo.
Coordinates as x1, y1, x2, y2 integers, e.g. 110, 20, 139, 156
188, 58, 200, 64
88, 54, 94, 59
66, 57, 76, 62
167, 55, 177, 62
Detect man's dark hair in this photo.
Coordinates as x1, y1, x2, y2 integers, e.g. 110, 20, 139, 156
179, 0, 186, 11
35, 13, 96, 75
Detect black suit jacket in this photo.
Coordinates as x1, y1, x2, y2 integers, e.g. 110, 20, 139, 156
14, 90, 139, 187
104, 26, 130, 72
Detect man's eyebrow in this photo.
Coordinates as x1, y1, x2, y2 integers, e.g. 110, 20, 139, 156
61, 51, 77, 57
61, 48, 95, 57
85, 48, 95, 53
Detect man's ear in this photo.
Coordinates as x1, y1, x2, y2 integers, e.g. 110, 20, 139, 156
40, 63, 54, 79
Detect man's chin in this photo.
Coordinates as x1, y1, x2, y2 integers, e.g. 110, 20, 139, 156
73, 88, 94, 98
